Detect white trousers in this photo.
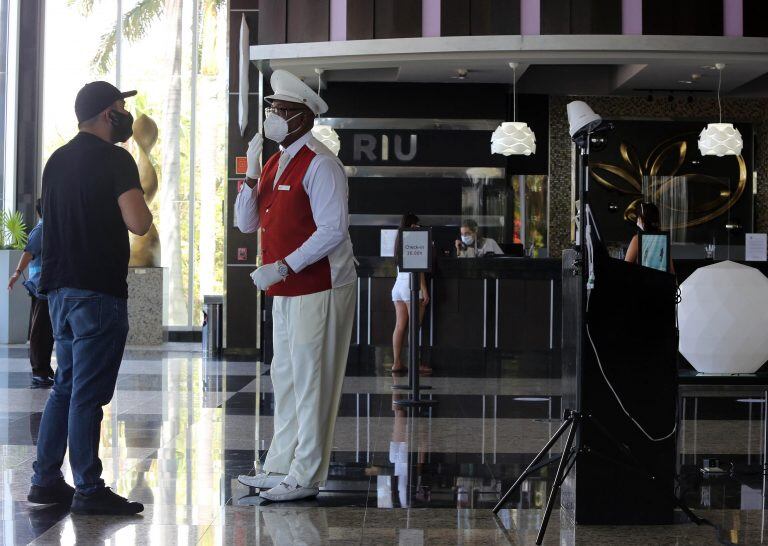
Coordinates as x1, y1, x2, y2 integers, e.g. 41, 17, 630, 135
263, 282, 356, 487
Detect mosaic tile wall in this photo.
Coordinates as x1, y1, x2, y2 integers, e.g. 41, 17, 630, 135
548, 95, 768, 257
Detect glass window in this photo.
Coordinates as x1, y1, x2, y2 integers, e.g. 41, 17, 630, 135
462, 171, 549, 256
0, 0, 8, 211
42, 0, 227, 328
512, 175, 549, 256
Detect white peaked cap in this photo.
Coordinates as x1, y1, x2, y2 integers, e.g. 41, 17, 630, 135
265, 69, 328, 115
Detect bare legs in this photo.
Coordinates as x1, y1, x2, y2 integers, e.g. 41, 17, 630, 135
391, 301, 409, 373
391, 300, 428, 374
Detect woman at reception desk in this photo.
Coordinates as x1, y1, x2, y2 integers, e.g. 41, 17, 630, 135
455, 219, 504, 258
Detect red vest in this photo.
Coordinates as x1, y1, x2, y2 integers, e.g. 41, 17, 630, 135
257, 145, 332, 297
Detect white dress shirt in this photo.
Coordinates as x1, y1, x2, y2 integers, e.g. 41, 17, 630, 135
234, 131, 357, 288
458, 237, 505, 258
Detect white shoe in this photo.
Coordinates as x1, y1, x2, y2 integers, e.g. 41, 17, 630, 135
259, 475, 319, 502
238, 471, 286, 490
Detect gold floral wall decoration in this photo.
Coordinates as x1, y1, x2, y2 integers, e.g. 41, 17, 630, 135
590, 131, 747, 229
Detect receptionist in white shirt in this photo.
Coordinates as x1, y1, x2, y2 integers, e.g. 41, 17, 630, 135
455, 219, 504, 258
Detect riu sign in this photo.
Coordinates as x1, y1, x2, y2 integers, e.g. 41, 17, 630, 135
352, 134, 417, 162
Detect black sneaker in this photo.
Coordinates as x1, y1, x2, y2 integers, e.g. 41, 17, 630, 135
70, 487, 144, 515
27, 479, 75, 505
31, 375, 54, 388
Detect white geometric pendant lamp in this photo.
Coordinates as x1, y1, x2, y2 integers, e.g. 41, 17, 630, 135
492, 62, 536, 156
698, 63, 743, 157
312, 124, 341, 156
698, 123, 743, 157
678, 261, 768, 373
491, 122, 536, 156
312, 68, 341, 156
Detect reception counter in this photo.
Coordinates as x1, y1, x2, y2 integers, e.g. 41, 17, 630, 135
262, 257, 562, 366
356, 256, 561, 353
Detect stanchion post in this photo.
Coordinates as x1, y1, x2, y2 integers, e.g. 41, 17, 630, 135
394, 227, 437, 408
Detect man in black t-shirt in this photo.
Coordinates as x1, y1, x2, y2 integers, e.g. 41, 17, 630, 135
28, 81, 153, 515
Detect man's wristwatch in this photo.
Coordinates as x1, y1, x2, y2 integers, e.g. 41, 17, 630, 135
276, 259, 290, 279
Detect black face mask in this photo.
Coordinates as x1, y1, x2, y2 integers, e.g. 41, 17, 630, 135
108, 110, 134, 143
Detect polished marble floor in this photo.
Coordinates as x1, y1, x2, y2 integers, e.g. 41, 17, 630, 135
1, 343, 767, 544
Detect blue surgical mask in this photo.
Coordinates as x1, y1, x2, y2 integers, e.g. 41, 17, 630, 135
461, 235, 474, 245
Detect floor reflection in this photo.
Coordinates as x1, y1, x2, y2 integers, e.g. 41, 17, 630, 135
1, 344, 768, 543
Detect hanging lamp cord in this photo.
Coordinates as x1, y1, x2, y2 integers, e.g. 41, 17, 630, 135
512, 65, 517, 122
717, 65, 723, 124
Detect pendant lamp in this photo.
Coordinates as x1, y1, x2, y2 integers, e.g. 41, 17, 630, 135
312, 68, 341, 156
312, 124, 341, 155
491, 63, 536, 156
698, 63, 743, 157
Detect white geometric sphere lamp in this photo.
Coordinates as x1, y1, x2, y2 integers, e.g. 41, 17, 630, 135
491, 122, 536, 156
312, 124, 341, 156
678, 261, 768, 373
698, 123, 743, 157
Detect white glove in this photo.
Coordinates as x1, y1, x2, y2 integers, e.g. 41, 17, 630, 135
250, 262, 284, 291
246, 133, 263, 180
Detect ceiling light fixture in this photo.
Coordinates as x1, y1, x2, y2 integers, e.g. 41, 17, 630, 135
311, 68, 341, 156
491, 62, 536, 156
698, 63, 743, 157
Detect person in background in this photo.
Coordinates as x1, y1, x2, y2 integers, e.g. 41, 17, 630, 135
28, 81, 151, 515
455, 219, 504, 257
624, 202, 675, 274
390, 213, 431, 375
8, 199, 54, 388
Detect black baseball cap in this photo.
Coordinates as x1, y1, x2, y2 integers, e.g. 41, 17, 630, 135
75, 81, 137, 123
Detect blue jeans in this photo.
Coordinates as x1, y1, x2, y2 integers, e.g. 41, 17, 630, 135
32, 288, 129, 495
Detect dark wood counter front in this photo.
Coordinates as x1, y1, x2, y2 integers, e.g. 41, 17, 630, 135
355, 257, 561, 356
261, 257, 562, 367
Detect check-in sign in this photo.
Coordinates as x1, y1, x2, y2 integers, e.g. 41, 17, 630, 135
399, 227, 432, 272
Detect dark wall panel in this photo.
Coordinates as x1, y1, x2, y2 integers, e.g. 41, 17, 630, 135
258, 0, 287, 44
375, 0, 422, 38
441, 0, 471, 36
744, 0, 768, 37
571, 0, 621, 34
231, 0, 259, 8
287, 0, 330, 43
228, 4, 262, 351
542, 0, 621, 34
541, 0, 571, 34
643, 0, 722, 36
225, 266, 259, 350
471, 0, 521, 35
347, 0, 375, 39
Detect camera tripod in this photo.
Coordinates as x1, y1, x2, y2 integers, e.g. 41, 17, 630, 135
492, 409, 707, 545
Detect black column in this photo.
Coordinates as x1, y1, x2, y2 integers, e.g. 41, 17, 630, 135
15, 0, 44, 226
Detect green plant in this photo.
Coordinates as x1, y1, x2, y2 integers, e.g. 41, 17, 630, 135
0, 210, 28, 250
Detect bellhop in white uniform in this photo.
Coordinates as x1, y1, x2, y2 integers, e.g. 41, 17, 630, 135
234, 70, 356, 502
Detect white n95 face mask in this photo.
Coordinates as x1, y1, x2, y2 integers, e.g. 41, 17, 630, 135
263, 112, 302, 143
461, 235, 475, 245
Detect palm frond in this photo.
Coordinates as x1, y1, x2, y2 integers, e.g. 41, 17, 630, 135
0, 211, 27, 250
67, 0, 97, 17
90, 0, 165, 74
123, 0, 166, 42
92, 29, 117, 75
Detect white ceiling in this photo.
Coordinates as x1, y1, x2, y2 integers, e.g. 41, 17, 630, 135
251, 35, 768, 97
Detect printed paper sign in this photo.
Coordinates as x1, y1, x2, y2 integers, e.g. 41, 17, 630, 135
236, 156, 248, 175
380, 229, 397, 257
401, 230, 430, 271
746, 233, 767, 262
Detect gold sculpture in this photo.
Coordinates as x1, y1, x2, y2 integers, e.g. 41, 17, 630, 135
128, 113, 161, 267
590, 132, 746, 229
